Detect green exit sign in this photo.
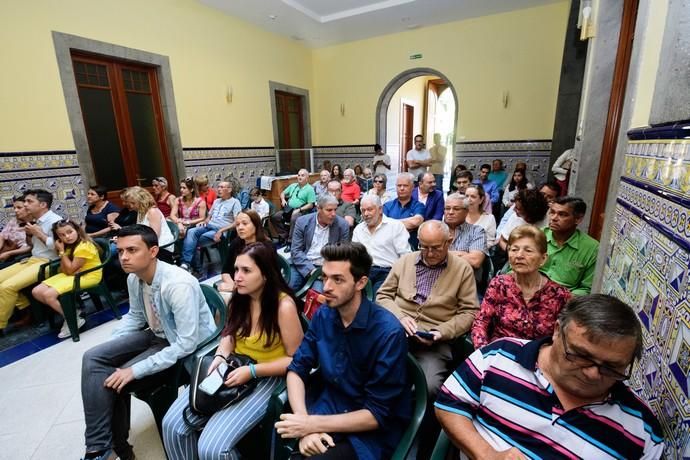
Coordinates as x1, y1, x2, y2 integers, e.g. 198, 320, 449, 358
409, 53, 423, 60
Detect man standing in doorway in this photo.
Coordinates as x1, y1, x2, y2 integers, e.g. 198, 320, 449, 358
429, 133, 447, 190
406, 134, 432, 180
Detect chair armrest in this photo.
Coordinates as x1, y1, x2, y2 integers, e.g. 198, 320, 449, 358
294, 269, 321, 299
37, 259, 61, 282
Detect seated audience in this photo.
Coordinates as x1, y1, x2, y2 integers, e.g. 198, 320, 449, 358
84, 185, 120, 239
473, 164, 498, 213
436, 294, 664, 460
487, 159, 508, 196
448, 164, 468, 194
217, 210, 274, 294
80, 225, 216, 460
151, 177, 176, 219
352, 195, 410, 294
497, 188, 549, 252
32, 219, 103, 339
195, 175, 217, 210
353, 164, 364, 180
502, 168, 533, 208
330, 163, 344, 182
180, 181, 241, 272
464, 184, 497, 249
413, 172, 445, 221
289, 194, 349, 291
372, 144, 392, 174
542, 196, 599, 295
170, 177, 207, 239
0, 189, 61, 333
444, 193, 486, 270
340, 168, 361, 204
357, 167, 374, 193
367, 173, 394, 205
248, 187, 270, 219
275, 243, 411, 460
326, 180, 357, 227
163, 243, 303, 460
270, 169, 316, 248
540, 181, 560, 206
376, 220, 478, 456
227, 175, 250, 210
115, 186, 175, 262
383, 172, 425, 250
312, 170, 330, 198
471, 224, 571, 348
0, 196, 31, 268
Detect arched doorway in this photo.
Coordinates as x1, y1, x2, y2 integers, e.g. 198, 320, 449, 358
375, 68, 459, 189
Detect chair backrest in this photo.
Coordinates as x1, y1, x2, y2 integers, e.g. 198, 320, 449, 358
93, 238, 112, 265
430, 431, 453, 460
476, 254, 494, 297
277, 253, 291, 283
161, 220, 180, 250
392, 353, 428, 459
200, 284, 228, 340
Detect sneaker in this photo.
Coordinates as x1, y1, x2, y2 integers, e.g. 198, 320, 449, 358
58, 316, 86, 339
82, 449, 120, 460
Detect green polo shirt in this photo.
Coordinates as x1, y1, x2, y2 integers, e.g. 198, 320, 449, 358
284, 182, 316, 209
542, 228, 599, 296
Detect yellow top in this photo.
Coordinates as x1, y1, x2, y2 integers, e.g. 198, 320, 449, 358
234, 292, 289, 363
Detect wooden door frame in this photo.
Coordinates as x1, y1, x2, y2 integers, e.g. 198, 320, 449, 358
53, 32, 184, 191
400, 102, 414, 172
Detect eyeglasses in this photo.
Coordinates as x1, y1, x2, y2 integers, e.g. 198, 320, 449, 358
418, 242, 448, 253
560, 329, 632, 380
373, 180, 384, 183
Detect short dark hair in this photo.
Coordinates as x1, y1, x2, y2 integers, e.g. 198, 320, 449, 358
321, 242, 372, 282
539, 181, 561, 195
374, 144, 382, 152
559, 294, 643, 360
414, 134, 423, 141
515, 189, 549, 224
89, 185, 108, 200
457, 170, 474, 181
117, 224, 159, 248
480, 163, 491, 171
24, 189, 53, 208
12, 195, 25, 203
554, 196, 587, 217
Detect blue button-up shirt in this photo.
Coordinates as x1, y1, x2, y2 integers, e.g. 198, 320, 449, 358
383, 198, 426, 250
473, 178, 500, 204
288, 298, 411, 460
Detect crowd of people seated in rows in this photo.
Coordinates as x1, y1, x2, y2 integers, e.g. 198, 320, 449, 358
0, 139, 664, 458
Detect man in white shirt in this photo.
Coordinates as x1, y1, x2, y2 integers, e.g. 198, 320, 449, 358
406, 135, 432, 180
372, 144, 391, 175
352, 195, 411, 294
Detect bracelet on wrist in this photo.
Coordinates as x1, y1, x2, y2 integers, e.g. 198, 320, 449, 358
214, 354, 227, 361
249, 363, 257, 379
59, 252, 65, 257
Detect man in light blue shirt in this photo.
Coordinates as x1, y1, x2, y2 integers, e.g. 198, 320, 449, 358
473, 164, 499, 210
80, 225, 215, 460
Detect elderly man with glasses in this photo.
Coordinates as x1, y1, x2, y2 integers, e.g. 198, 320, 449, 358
435, 294, 664, 460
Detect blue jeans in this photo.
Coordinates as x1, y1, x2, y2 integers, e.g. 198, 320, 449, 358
368, 266, 391, 298
182, 225, 220, 266
289, 264, 323, 292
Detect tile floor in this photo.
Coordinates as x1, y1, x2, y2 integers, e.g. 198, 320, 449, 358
0, 319, 166, 460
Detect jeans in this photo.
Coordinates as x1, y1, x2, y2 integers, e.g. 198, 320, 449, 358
81, 330, 170, 453
368, 266, 391, 298
182, 225, 220, 266
289, 264, 323, 292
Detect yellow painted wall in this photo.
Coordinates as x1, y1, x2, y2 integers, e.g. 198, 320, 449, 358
312, 2, 569, 144
0, 0, 312, 151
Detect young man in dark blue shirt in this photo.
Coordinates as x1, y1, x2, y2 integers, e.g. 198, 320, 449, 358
276, 242, 411, 460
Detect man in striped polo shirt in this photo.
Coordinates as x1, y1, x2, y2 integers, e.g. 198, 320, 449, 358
435, 294, 664, 459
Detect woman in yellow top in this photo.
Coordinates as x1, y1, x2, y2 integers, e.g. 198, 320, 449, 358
32, 219, 102, 339
163, 242, 304, 460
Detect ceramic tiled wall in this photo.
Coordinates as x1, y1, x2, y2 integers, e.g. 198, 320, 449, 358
455, 140, 552, 185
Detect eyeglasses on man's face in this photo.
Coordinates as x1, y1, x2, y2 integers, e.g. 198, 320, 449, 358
560, 328, 632, 380
418, 241, 448, 253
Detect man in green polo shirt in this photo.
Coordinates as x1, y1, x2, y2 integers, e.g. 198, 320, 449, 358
542, 196, 598, 296
271, 169, 316, 249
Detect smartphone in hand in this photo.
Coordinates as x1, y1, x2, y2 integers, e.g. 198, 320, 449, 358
415, 330, 435, 340
199, 362, 228, 395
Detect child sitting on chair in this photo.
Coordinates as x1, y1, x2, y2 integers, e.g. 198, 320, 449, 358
32, 219, 102, 339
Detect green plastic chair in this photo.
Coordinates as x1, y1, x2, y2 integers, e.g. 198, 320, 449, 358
430, 431, 454, 460
277, 253, 291, 283
132, 284, 227, 437
34, 238, 121, 342
295, 266, 373, 301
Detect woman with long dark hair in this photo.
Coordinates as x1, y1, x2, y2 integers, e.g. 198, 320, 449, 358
502, 168, 533, 208
163, 243, 303, 459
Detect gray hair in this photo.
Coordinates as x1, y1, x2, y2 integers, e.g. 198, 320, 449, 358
418, 220, 450, 239
317, 194, 339, 208
446, 193, 469, 209
360, 194, 382, 208
344, 168, 355, 177
397, 172, 415, 185
373, 174, 387, 185
298, 168, 309, 175
559, 294, 643, 360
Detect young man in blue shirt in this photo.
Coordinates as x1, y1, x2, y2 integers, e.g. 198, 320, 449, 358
276, 242, 411, 460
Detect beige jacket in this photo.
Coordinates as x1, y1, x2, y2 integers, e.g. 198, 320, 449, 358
376, 252, 479, 340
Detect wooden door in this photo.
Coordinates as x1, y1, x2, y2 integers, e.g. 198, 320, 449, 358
275, 91, 306, 173
401, 103, 414, 171
72, 53, 173, 202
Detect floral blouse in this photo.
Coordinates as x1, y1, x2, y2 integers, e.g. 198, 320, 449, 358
471, 274, 571, 349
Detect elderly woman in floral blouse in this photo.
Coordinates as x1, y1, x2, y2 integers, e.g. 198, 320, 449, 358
471, 224, 571, 348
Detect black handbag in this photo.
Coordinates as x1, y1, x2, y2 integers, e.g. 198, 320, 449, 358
281, 205, 295, 223
183, 353, 258, 430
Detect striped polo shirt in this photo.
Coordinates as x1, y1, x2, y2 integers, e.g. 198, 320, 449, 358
435, 337, 664, 459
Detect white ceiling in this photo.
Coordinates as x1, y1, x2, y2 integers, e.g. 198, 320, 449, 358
199, 0, 564, 48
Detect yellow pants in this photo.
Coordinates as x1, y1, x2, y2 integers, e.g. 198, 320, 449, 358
0, 257, 48, 328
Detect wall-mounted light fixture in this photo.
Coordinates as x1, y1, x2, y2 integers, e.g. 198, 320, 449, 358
579, 0, 594, 40
502, 91, 509, 108
340, 103, 345, 116
226, 85, 233, 104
